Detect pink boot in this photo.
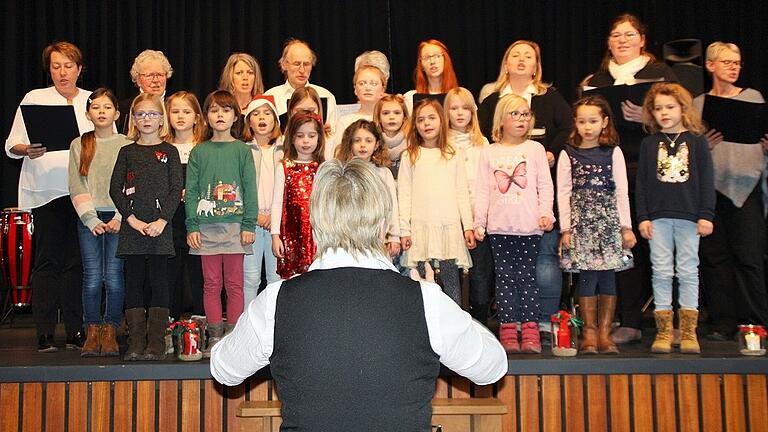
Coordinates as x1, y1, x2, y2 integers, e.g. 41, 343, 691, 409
521, 322, 542, 353
499, 323, 519, 353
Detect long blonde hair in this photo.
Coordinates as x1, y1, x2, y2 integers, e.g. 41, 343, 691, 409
444, 87, 485, 146
641, 83, 705, 135
492, 40, 550, 95
127, 93, 169, 141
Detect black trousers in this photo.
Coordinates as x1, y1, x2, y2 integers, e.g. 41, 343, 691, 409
30, 196, 82, 336
124, 255, 170, 309
167, 205, 203, 318
616, 164, 652, 329
700, 188, 768, 330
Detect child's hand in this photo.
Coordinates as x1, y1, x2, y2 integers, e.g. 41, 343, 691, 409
705, 129, 724, 150
272, 235, 284, 258
241, 231, 255, 246
400, 236, 412, 251
539, 216, 554, 232
127, 215, 148, 235
621, 228, 637, 249
143, 219, 167, 237
638, 221, 653, 240
559, 231, 571, 253
546, 151, 555, 168
187, 232, 202, 249
464, 230, 476, 249
387, 241, 401, 257
474, 227, 486, 242
91, 223, 107, 236
257, 214, 271, 230
105, 218, 121, 234
621, 100, 643, 123
697, 219, 714, 237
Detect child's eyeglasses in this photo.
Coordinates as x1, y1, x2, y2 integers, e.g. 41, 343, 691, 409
133, 111, 163, 120
508, 111, 532, 121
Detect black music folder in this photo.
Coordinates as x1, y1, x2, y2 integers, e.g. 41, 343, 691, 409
583, 80, 660, 128
701, 95, 767, 144
412, 93, 447, 107
21, 105, 80, 152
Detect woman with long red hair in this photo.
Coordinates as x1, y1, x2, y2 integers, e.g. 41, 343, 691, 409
403, 39, 459, 113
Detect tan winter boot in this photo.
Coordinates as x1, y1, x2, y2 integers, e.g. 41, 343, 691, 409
598, 295, 619, 354
100, 324, 120, 357
651, 310, 674, 353
80, 324, 102, 357
203, 323, 224, 358
579, 296, 598, 354
679, 309, 701, 354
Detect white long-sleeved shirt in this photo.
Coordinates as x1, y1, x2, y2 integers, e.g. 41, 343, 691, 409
210, 248, 508, 386
5, 86, 93, 209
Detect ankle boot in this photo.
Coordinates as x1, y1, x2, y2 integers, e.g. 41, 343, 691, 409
499, 323, 519, 353
203, 323, 224, 358
144, 307, 169, 361
520, 322, 542, 353
579, 296, 598, 354
678, 309, 701, 354
598, 295, 619, 354
652, 310, 674, 353
100, 324, 120, 357
124, 308, 147, 361
80, 324, 102, 357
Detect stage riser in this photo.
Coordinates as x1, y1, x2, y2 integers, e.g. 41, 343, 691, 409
0, 374, 766, 432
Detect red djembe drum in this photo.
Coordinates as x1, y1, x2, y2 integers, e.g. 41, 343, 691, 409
0, 208, 34, 306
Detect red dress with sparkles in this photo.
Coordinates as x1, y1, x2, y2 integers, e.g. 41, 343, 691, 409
278, 160, 318, 279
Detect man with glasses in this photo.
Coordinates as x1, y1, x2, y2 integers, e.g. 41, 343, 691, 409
118, 50, 174, 133
264, 39, 338, 134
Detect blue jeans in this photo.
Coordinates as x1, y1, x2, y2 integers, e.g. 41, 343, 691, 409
78, 211, 125, 327
243, 227, 280, 308
649, 218, 700, 311
537, 229, 563, 326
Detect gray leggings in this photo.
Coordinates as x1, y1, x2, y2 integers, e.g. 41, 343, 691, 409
417, 260, 461, 305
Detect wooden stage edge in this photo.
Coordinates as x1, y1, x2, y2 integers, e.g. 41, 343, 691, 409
1, 355, 767, 432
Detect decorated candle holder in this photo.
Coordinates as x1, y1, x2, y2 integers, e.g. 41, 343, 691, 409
738, 324, 767, 356
550, 310, 581, 357
171, 320, 204, 361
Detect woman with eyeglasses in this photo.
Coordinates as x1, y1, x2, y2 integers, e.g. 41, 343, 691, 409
584, 14, 677, 345
477, 40, 573, 339
4, 41, 92, 352
403, 39, 459, 114
118, 50, 174, 133
694, 42, 768, 339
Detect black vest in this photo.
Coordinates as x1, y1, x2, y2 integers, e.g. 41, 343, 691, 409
271, 267, 440, 431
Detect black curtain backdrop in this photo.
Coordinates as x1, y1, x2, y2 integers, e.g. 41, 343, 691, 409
2, 0, 766, 207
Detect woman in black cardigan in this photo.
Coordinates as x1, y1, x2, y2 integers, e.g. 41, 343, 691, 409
478, 39, 573, 336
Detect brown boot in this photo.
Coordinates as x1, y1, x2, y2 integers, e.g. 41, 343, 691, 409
124, 308, 147, 361
652, 310, 674, 353
579, 296, 598, 354
678, 309, 701, 354
80, 324, 102, 357
598, 295, 619, 354
100, 324, 120, 357
144, 307, 169, 361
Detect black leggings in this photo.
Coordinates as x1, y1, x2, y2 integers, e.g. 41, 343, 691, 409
124, 255, 169, 309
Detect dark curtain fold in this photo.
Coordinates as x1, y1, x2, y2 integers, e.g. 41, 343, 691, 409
2, 0, 766, 206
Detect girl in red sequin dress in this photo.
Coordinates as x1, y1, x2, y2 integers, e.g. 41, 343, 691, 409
270, 112, 326, 279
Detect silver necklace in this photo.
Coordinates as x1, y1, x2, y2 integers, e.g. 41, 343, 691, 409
663, 132, 682, 148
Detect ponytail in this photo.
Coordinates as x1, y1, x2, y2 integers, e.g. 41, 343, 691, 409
78, 131, 97, 176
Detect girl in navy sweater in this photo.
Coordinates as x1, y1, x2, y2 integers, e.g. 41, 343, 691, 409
636, 83, 715, 355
